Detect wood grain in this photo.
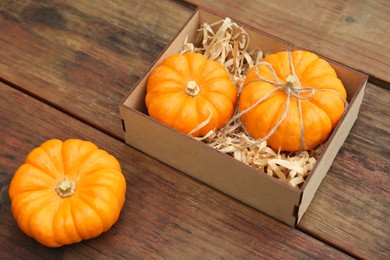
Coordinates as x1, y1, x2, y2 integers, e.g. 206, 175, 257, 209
0, 0, 194, 139
0, 0, 389, 259
183, 0, 390, 87
0, 82, 350, 258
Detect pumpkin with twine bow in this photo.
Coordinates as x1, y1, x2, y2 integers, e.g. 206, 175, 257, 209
239, 50, 347, 152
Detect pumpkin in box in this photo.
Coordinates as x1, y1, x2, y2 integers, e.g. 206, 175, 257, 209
239, 50, 347, 152
8, 139, 126, 247
145, 52, 237, 137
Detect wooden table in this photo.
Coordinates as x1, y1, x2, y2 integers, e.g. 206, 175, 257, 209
0, 0, 389, 259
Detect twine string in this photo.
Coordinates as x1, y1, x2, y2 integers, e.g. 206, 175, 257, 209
288, 51, 305, 151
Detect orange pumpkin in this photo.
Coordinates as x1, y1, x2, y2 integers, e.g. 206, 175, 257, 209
8, 139, 126, 247
239, 50, 347, 152
145, 52, 237, 137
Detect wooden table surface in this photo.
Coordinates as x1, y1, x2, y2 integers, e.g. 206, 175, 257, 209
0, 0, 389, 259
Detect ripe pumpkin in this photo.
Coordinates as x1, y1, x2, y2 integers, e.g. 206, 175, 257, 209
239, 50, 347, 152
145, 52, 237, 137
8, 139, 126, 247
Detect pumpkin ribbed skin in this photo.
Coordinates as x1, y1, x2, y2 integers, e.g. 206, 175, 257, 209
145, 52, 237, 137
239, 50, 347, 152
8, 139, 126, 247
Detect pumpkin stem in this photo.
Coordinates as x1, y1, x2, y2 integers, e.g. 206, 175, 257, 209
55, 179, 76, 198
286, 74, 299, 89
185, 80, 200, 96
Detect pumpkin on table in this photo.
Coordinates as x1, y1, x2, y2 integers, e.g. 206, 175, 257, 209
145, 52, 237, 137
239, 50, 347, 152
8, 139, 126, 247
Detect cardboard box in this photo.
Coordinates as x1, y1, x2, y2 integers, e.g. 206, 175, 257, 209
120, 8, 368, 226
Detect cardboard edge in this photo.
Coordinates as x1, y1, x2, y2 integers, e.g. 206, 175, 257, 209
119, 7, 369, 227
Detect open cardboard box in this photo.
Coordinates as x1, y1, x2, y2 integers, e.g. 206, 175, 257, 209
120, 8, 368, 226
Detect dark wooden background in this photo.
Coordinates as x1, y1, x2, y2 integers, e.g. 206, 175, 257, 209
0, 0, 389, 259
